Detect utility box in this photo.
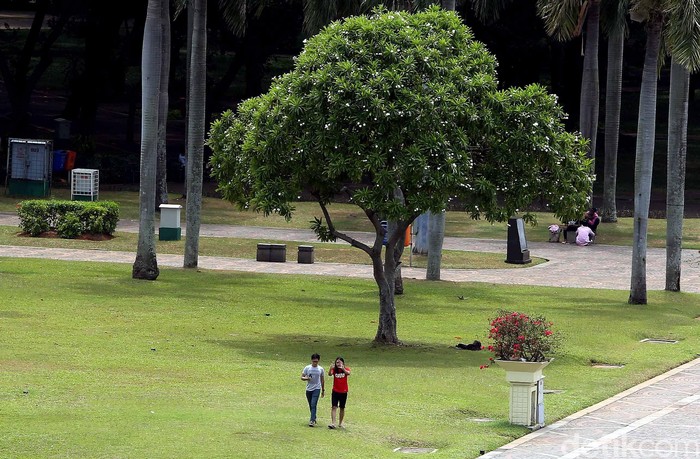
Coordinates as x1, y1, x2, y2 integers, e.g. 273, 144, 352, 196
269, 244, 287, 262
6, 138, 53, 197
257, 243, 271, 262
158, 204, 182, 241
71, 169, 99, 201
496, 360, 549, 428
298, 245, 314, 264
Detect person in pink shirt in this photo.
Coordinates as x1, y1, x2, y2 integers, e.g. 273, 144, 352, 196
575, 225, 595, 246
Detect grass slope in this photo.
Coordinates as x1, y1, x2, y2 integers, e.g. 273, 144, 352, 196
1, 258, 698, 458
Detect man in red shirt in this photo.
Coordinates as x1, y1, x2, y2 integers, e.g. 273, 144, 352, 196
328, 357, 351, 429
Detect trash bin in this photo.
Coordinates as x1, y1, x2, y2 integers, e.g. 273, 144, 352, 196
298, 245, 314, 264
64, 150, 77, 170
269, 244, 287, 262
52, 150, 67, 172
158, 204, 182, 241
256, 243, 271, 262
505, 217, 531, 264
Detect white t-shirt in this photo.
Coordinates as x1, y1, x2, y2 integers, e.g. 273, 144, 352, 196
302, 364, 324, 391
576, 226, 594, 246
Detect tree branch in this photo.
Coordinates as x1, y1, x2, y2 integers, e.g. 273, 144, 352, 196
318, 200, 374, 256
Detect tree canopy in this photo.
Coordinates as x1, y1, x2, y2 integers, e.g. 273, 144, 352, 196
208, 7, 593, 343
210, 6, 592, 225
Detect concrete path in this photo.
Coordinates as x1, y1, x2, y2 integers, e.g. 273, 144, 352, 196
1, 213, 700, 293
482, 357, 700, 458
1, 213, 700, 458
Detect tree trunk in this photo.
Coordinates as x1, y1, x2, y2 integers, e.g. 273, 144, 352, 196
602, 28, 623, 223
183, 0, 207, 268
665, 59, 689, 292
156, 2, 171, 209
412, 213, 429, 254
426, 211, 445, 280
579, 0, 600, 200
390, 187, 406, 295
629, 14, 663, 304
374, 247, 399, 344
132, 0, 163, 281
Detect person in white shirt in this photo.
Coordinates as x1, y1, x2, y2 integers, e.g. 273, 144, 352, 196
301, 353, 325, 426
575, 225, 595, 246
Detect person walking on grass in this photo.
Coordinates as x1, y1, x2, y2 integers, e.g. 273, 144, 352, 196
328, 356, 351, 429
301, 353, 324, 427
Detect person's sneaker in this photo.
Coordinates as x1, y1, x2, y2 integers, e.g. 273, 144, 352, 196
308, 420, 315, 427
328, 424, 336, 429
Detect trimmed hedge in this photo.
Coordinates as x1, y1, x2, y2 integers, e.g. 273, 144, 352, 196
17, 200, 120, 238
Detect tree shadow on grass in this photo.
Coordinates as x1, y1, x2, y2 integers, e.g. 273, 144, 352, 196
207, 333, 487, 369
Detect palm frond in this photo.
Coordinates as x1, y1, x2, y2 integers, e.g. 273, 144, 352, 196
303, 0, 339, 35
629, 0, 660, 22
665, 0, 700, 72
172, 0, 187, 20
469, 0, 513, 24
536, 0, 585, 41
217, 0, 248, 36
600, 0, 629, 37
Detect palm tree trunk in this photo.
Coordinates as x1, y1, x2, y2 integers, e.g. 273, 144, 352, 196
426, 211, 445, 280
183, 0, 207, 268
579, 0, 600, 199
665, 59, 689, 292
132, 0, 163, 280
156, 2, 171, 209
602, 27, 623, 222
629, 14, 663, 304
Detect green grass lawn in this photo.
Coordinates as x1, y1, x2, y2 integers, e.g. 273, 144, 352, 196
1, 258, 699, 458
1, 190, 700, 250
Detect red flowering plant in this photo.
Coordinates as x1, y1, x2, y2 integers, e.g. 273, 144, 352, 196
480, 310, 559, 369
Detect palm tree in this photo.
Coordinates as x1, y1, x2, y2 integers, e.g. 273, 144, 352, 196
183, 0, 207, 268
665, 59, 689, 291
156, 1, 172, 210
537, 0, 600, 190
664, 0, 700, 291
425, 0, 457, 281
132, 0, 165, 280
628, 0, 664, 304
600, 0, 629, 222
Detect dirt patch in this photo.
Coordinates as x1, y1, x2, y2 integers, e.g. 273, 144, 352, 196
18, 231, 114, 241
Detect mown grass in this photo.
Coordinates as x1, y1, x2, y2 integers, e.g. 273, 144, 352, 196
1, 258, 698, 458
1, 190, 699, 249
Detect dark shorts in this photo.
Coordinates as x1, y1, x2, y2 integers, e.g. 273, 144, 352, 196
331, 391, 348, 408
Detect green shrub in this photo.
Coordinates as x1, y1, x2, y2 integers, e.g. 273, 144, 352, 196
17, 200, 120, 237
56, 212, 83, 239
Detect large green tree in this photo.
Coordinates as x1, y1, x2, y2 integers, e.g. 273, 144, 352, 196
209, 7, 592, 343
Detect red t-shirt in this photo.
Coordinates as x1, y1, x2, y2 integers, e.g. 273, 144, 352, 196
330, 367, 350, 393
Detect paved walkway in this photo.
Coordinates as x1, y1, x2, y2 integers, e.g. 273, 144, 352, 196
1, 213, 700, 293
1, 213, 699, 457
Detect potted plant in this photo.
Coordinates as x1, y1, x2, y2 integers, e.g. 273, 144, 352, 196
481, 310, 559, 427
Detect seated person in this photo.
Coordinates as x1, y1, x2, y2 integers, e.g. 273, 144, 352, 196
575, 225, 595, 246
581, 207, 600, 233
